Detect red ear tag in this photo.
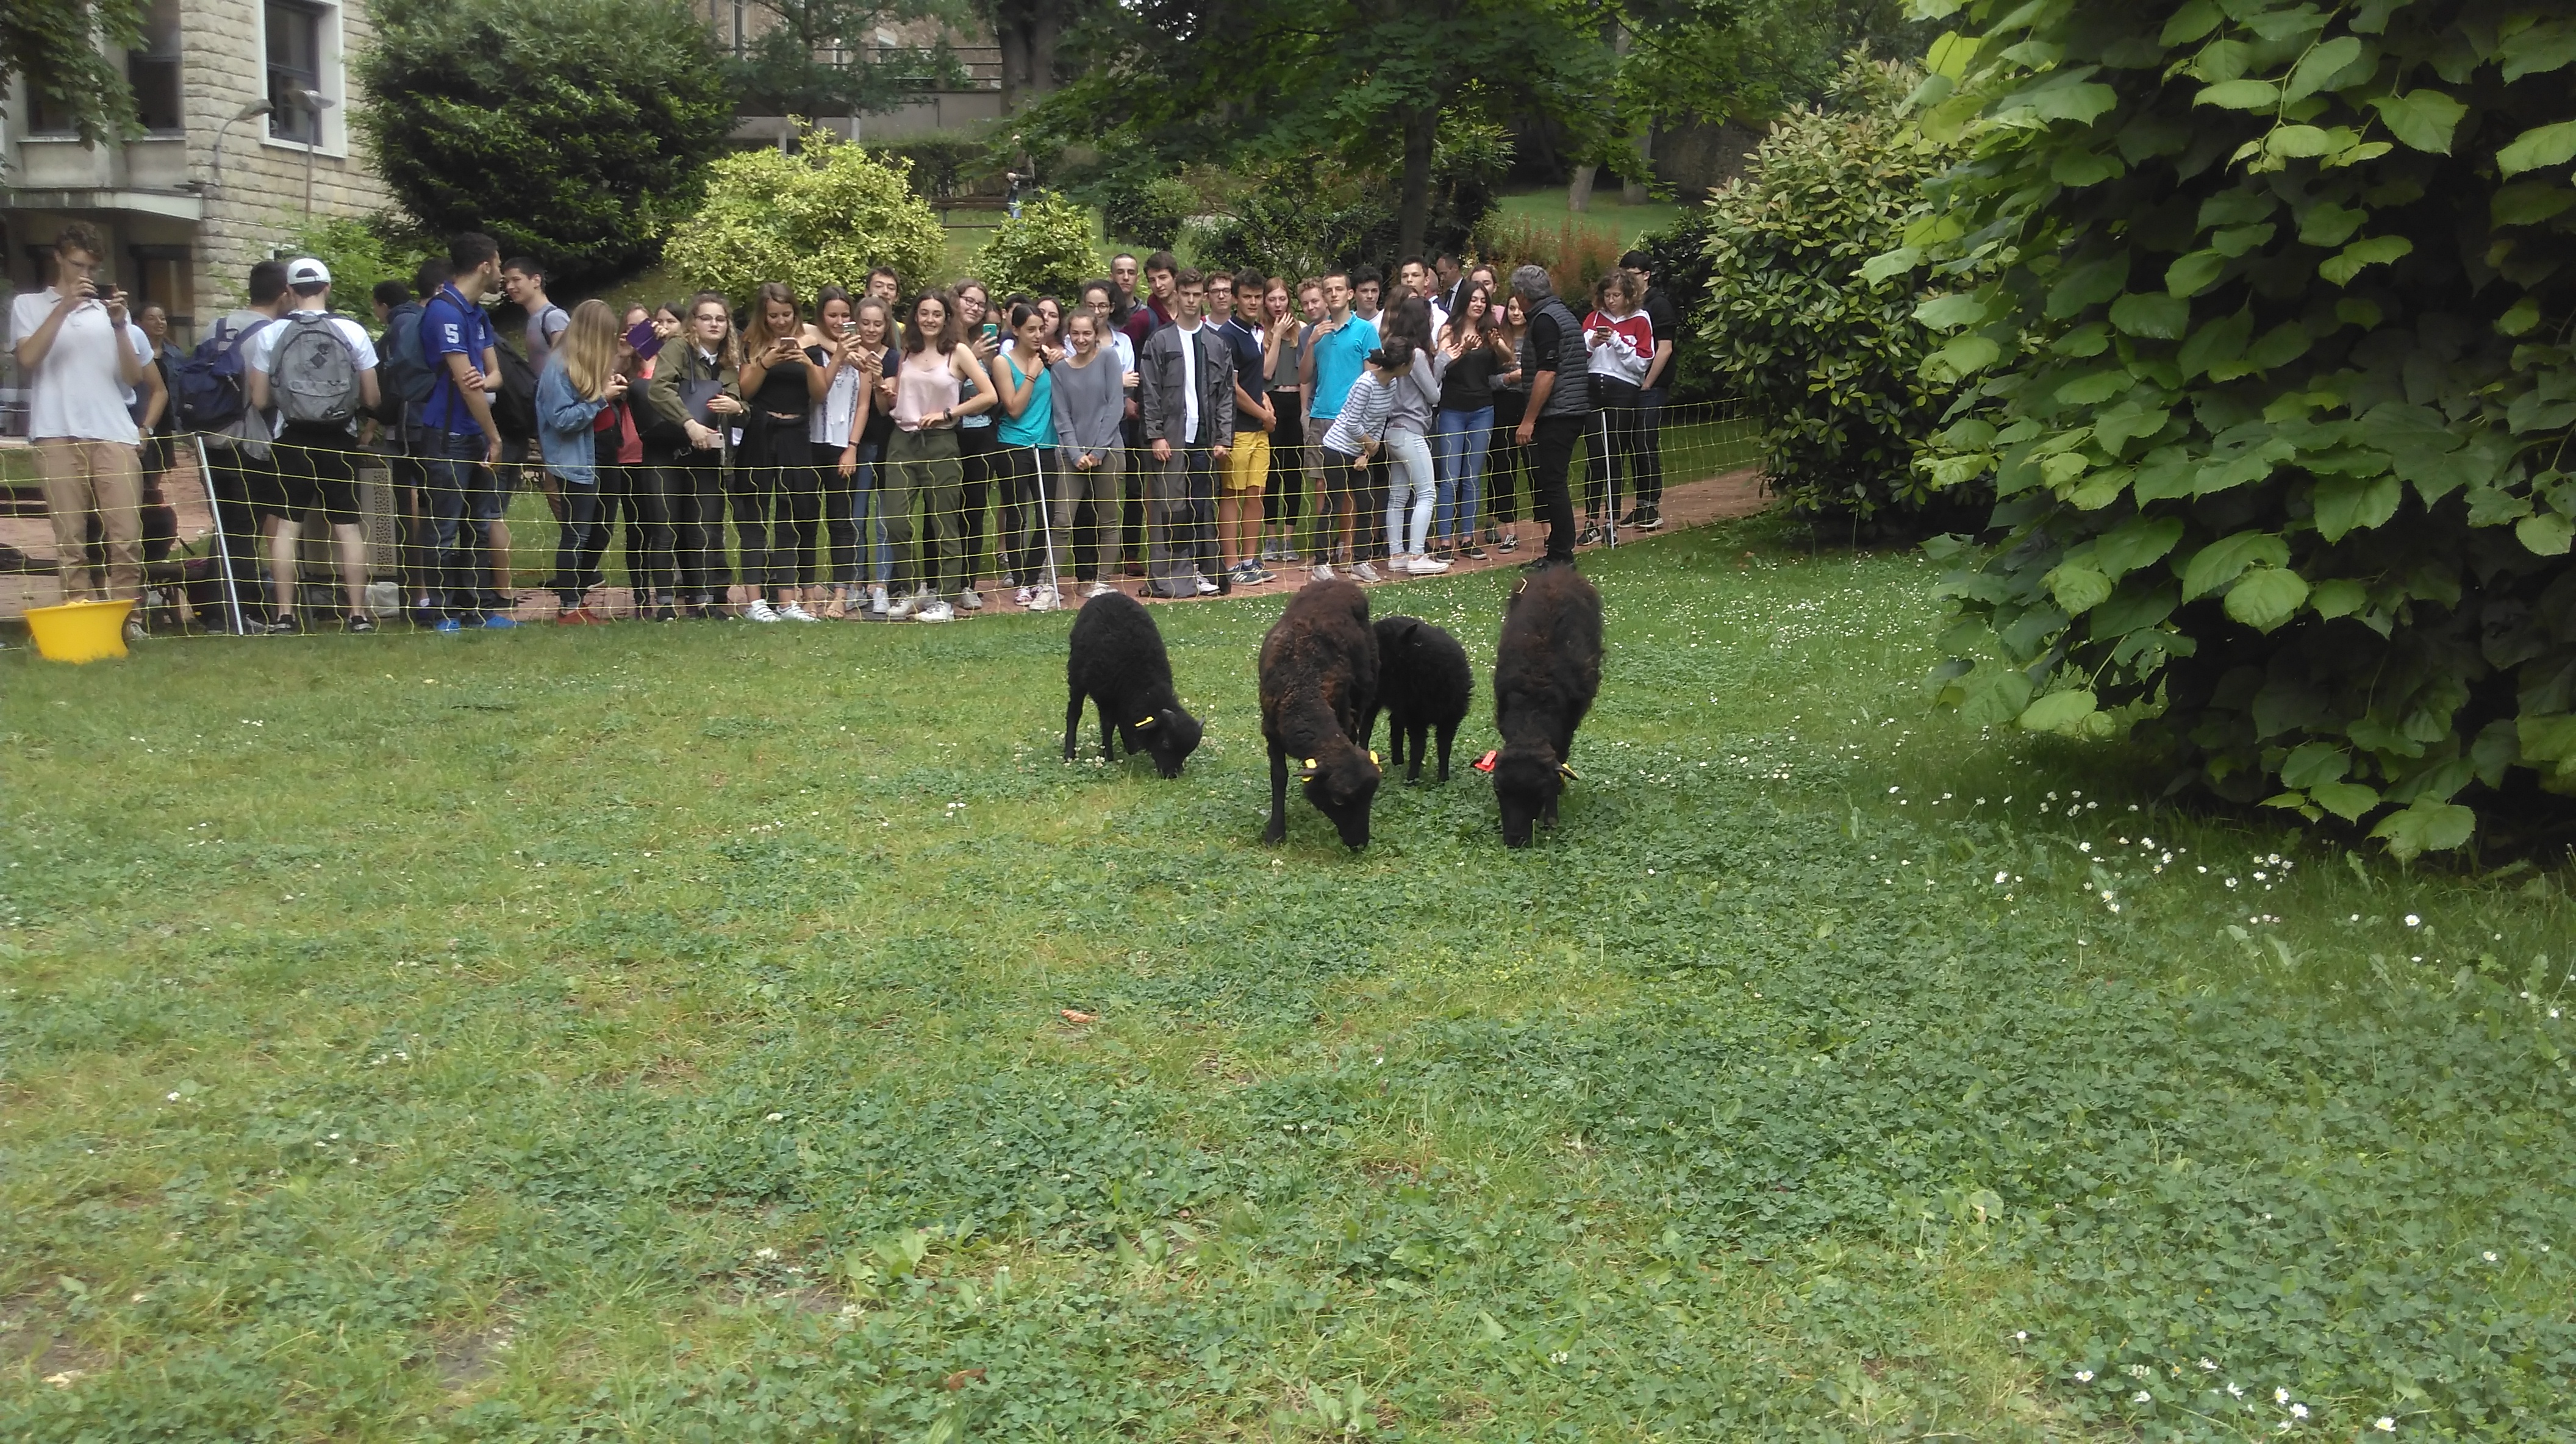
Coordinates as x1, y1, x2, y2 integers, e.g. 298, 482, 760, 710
1472, 749, 1498, 773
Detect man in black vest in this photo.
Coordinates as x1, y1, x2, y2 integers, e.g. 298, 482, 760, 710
1508, 265, 1594, 564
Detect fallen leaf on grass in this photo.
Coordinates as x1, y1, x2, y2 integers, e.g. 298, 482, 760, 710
945, 1368, 986, 1390
1060, 1009, 1097, 1024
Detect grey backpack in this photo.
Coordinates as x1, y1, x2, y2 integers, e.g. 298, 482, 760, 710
270, 312, 363, 428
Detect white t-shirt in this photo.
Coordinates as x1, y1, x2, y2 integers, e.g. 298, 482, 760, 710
1109, 330, 1136, 377
9, 288, 148, 443
244, 307, 381, 435
1176, 321, 1203, 445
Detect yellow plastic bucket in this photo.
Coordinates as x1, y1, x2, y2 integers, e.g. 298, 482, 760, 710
24, 598, 135, 663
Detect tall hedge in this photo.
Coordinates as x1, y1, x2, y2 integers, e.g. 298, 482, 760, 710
1909, 0, 2576, 858
355, 0, 735, 291
972, 193, 1100, 301
1698, 55, 1969, 523
662, 131, 948, 304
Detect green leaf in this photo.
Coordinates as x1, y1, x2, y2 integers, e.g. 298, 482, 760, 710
2181, 531, 2290, 599
2055, 370, 2130, 405
2022, 80, 2120, 126
2367, 90, 2467, 153
2209, 222, 2276, 257
1859, 246, 1924, 284
2369, 799, 2475, 859
2309, 779, 2382, 821
2094, 515, 2185, 577
2498, 297, 2544, 336
2284, 37, 2364, 101
1925, 30, 1981, 78
2046, 563, 2114, 613
2264, 126, 2339, 160
2312, 473, 2401, 542
2245, 321, 2311, 370
2279, 740, 2350, 788
2159, 0, 2221, 45
2095, 404, 2174, 454
1914, 293, 1990, 330
2017, 689, 2100, 734
2319, 235, 2413, 285
2177, 309, 2255, 379
2225, 565, 2309, 631
2497, 120, 2576, 177
2296, 201, 2367, 248
2166, 249, 2227, 298
2516, 512, 2574, 556
2109, 291, 2190, 338
2046, 255, 2130, 318
2499, 21, 2576, 82
2310, 577, 2367, 618
2195, 78, 2281, 110
2491, 183, 2576, 227
1929, 334, 2003, 377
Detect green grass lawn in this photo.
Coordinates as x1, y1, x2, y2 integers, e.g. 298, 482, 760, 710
5, 522, 2573, 1440
1492, 188, 1688, 252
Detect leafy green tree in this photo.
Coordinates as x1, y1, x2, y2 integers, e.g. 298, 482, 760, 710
663, 128, 948, 301
971, 192, 1099, 298
1697, 54, 1964, 523
354, 0, 737, 291
728, 0, 970, 118
1908, 0, 2576, 860
1, 0, 145, 145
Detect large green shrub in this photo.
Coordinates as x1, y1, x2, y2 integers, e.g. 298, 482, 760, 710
662, 129, 948, 302
972, 193, 1100, 299
354, 0, 735, 291
1910, 0, 2576, 859
1698, 55, 1967, 523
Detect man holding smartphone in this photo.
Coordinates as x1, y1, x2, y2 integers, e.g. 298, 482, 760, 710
10, 223, 152, 637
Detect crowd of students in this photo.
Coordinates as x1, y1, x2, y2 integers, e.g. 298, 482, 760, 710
10, 221, 1686, 635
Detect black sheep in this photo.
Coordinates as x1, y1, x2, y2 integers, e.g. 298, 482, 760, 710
1064, 590, 1204, 778
1489, 564, 1603, 846
1259, 579, 1383, 849
1367, 615, 1473, 783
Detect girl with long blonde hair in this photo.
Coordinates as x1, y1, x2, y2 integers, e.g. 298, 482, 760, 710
534, 299, 628, 619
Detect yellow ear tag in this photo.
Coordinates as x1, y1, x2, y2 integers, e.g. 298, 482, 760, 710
1559, 762, 1580, 780
1303, 758, 1317, 769
1134, 715, 1156, 728
1368, 750, 1380, 765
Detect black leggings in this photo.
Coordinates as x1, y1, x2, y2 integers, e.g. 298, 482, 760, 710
671, 453, 728, 604
957, 423, 1002, 585
995, 443, 1060, 587
1584, 378, 1646, 519
1265, 398, 1304, 525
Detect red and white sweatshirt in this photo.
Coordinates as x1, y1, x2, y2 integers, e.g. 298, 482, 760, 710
1583, 308, 1653, 386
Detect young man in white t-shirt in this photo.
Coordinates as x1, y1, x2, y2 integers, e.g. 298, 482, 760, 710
245, 258, 383, 633
9, 223, 152, 633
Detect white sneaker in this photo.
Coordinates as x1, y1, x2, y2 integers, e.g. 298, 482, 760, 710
868, 585, 890, 615
957, 588, 985, 612
745, 598, 781, 622
1082, 581, 1115, 598
1029, 585, 1061, 612
1407, 554, 1451, 574
1195, 576, 1220, 595
779, 602, 819, 621
1353, 561, 1383, 583
916, 598, 954, 623
1312, 563, 1335, 582
886, 591, 918, 620
1014, 585, 1033, 607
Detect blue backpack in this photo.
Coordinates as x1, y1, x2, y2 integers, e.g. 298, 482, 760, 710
171, 316, 273, 432
380, 301, 435, 412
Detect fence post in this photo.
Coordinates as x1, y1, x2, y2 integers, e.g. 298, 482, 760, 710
193, 434, 248, 635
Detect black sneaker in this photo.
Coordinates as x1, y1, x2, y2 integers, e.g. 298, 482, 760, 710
265, 613, 302, 635
1577, 524, 1602, 547
345, 613, 376, 634
1637, 507, 1664, 531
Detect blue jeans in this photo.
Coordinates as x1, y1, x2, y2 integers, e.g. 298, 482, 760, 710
420, 429, 501, 617
1431, 406, 1494, 545
826, 443, 895, 587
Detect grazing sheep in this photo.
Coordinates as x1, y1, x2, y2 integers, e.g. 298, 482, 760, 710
1367, 615, 1473, 783
1489, 564, 1603, 846
1259, 579, 1384, 849
1064, 590, 1204, 778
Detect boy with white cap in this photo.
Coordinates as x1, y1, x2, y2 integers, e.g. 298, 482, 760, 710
245, 257, 383, 632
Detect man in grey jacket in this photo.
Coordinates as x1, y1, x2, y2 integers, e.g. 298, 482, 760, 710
1137, 270, 1236, 598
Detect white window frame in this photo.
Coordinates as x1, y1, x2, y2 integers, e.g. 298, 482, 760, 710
257, 0, 349, 160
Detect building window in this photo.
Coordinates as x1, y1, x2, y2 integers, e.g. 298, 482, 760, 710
128, 0, 185, 134
128, 246, 196, 339
267, 0, 327, 145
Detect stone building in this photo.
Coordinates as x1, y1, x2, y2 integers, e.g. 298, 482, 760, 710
2, 0, 395, 346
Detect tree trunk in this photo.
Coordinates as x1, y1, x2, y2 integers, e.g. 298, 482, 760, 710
1567, 163, 1597, 213
1622, 124, 1652, 206
1028, 1, 1062, 98
995, 6, 1029, 113
1397, 102, 1437, 262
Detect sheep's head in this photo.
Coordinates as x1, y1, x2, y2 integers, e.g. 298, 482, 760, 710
1129, 707, 1204, 779
1490, 742, 1573, 848
1298, 744, 1382, 850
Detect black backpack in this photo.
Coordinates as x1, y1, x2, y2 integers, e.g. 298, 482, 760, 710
489, 343, 538, 443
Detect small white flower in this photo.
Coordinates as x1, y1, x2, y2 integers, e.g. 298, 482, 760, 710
2277, 1388, 2290, 1405
166, 1092, 181, 1102
2076, 1369, 2094, 1382
1548, 1350, 1569, 1365
2200, 1358, 2217, 1371
2483, 1250, 2498, 1262
2227, 877, 2239, 888
2377, 1420, 2396, 1434
1995, 871, 2010, 884
766, 1112, 785, 1122
2403, 913, 2420, 926
2079, 842, 2093, 853
2292, 1403, 2308, 1420
2014, 1330, 2028, 1342
2228, 1382, 2244, 1398
2134, 1390, 2153, 1404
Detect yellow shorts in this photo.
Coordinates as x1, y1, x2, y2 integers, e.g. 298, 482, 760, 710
1226, 429, 1271, 496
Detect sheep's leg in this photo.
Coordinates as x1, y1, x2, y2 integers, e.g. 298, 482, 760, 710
1434, 720, 1456, 782
1100, 701, 1118, 761
1064, 688, 1085, 762
1262, 742, 1290, 846
1406, 723, 1426, 784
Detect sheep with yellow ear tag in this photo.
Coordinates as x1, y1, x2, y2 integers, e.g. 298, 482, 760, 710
1064, 591, 1203, 778
1258, 578, 1383, 850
